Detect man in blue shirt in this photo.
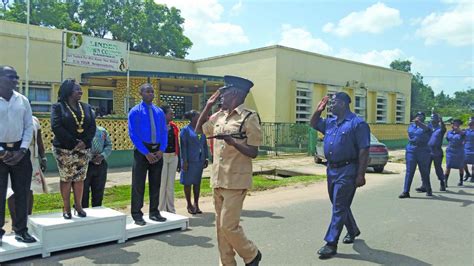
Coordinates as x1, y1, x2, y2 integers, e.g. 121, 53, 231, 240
310, 92, 370, 259
128, 83, 168, 225
399, 112, 432, 198
425, 113, 446, 191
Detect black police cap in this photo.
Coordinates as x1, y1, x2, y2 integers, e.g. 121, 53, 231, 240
334, 92, 351, 104
219, 75, 254, 94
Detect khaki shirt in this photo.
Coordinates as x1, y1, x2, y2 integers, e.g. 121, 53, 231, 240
203, 104, 262, 189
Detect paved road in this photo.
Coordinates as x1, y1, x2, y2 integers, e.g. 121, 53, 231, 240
13, 163, 474, 265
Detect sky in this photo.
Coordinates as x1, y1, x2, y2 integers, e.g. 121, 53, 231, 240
155, 0, 473, 96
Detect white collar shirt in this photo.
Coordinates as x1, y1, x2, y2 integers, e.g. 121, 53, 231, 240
0, 90, 33, 151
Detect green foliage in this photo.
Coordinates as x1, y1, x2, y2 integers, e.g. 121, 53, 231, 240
1, 0, 192, 58
390, 59, 471, 119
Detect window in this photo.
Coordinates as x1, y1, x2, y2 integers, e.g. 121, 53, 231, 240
26, 84, 52, 113
376, 96, 387, 123
295, 82, 312, 123
88, 89, 113, 116
354, 95, 366, 119
396, 96, 405, 124
160, 94, 192, 119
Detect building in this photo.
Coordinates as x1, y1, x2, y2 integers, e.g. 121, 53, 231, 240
1, 20, 411, 124
1, 20, 412, 170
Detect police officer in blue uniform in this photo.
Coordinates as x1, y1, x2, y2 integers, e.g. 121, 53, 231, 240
425, 113, 447, 191
399, 112, 432, 198
310, 92, 370, 259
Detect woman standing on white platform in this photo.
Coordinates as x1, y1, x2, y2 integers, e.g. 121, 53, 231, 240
158, 105, 180, 213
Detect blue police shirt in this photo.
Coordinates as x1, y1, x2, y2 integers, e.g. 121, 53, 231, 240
427, 124, 446, 156
406, 123, 432, 152
314, 111, 371, 177
128, 101, 168, 155
465, 129, 474, 154
446, 130, 464, 150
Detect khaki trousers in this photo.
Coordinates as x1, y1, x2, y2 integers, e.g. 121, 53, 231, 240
158, 153, 178, 213
213, 188, 258, 266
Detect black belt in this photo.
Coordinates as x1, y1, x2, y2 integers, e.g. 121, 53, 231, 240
0, 140, 22, 151
328, 159, 358, 168
143, 143, 161, 152
409, 141, 427, 147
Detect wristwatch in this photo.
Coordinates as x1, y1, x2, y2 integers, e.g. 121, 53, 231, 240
19, 148, 28, 154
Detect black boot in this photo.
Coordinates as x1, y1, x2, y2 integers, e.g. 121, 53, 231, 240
458, 174, 463, 186
440, 180, 446, 191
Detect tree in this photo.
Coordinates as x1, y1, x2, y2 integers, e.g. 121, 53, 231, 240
390, 60, 411, 73
390, 59, 435, 116
2, 0, 192, 58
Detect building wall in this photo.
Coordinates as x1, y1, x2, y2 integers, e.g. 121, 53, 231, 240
194, 48, 278, 122
2, 21, 412, 124
274, 46, 412, 123
0, 20, 195, 88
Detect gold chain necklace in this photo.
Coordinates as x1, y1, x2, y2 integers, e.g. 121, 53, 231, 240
65, 102, 85, 133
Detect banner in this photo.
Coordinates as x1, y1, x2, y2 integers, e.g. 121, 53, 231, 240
64, 32, 128, 71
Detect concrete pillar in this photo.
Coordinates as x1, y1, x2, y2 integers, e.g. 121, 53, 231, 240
367, 91, 377, 123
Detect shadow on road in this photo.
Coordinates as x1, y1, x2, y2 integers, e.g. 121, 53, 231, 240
410, 194, 473, 207
154, 231, 214, 249
337, 239, 430, 265
241, 210, 284, 219
445, 189, 474, 196
189, 212, 215, 228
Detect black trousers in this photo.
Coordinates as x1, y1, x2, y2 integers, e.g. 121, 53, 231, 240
0, 150, 32, 236
131, 149, 163, 220
82, 160, 108, 208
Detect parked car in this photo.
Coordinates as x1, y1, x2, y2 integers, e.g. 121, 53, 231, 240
314, 133, 389, 173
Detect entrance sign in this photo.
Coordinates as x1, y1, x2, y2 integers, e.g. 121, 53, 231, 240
64, 32, 128, 72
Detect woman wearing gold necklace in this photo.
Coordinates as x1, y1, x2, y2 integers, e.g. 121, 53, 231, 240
51, 79, 96, 219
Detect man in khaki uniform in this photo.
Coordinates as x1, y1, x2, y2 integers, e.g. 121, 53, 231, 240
196, 75, 262, 266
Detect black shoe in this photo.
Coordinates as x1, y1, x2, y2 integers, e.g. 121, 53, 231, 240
134, 219, 146, 226
15, 231, 37, 243
74, 208, 87, 218
63, 211, 72, 220
440, 180, 446, 191
245, 250, 262, 266
149, 213, 167, 222
317, 244, 337, 259
342, 231, 360, 244
426, 189, 433, 196
415, 187, 427, 193
398, 192, 410, 199
463, 176, 469, 181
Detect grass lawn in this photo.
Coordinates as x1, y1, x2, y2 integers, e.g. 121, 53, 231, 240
25, 175, 325, 215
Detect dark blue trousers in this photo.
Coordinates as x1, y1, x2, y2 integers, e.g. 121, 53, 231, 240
324, 174, 359, 245
403, 148, 431, 193
430, 154, 445, 181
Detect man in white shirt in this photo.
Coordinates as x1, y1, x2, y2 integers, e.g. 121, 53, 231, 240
0, 66, 36, 245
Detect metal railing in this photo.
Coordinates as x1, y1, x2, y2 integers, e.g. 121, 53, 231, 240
260, 123, 317, 155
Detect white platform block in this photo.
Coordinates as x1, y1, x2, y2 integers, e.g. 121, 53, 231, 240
125, 211, 189, 240
0, 234, 42, 262
28, 207, 126, 257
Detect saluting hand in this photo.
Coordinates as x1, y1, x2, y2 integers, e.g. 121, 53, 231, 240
206, 90, 221, 106
316, 96, 329, 113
